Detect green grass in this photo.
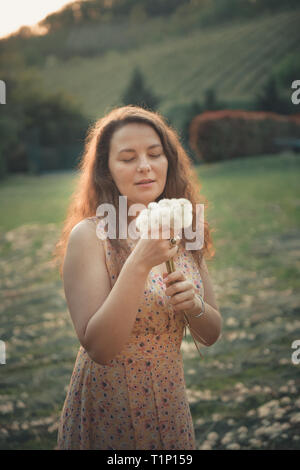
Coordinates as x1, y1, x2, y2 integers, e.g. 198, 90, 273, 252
0, 171, 78, 231
37, 8, 300, 120
197, 153, 300, 270
0, 151, 300, 450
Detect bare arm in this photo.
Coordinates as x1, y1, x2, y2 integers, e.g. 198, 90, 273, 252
185, 257, 222, 346
83, 255, 149, 365
62, 220, 178, 365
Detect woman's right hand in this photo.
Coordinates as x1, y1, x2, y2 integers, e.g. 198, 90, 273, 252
130, 228, 179, 272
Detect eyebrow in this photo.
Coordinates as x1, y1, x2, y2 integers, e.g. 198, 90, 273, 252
118, 144, 162, 154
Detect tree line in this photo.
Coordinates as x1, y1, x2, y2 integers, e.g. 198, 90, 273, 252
1, 63, 297, 180
1, 0, 298, 65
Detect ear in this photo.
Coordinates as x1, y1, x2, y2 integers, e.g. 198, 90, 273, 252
162, 272, 168, 278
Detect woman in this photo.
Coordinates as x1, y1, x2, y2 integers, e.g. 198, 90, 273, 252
53, 105, 222, 450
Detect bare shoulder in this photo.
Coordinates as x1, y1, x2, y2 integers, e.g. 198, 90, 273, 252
70, 217, 99, 239
68, 218, 104, 255
63, 218, 106, 280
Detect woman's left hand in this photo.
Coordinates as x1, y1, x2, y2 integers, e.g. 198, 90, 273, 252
163, 270, 199, 315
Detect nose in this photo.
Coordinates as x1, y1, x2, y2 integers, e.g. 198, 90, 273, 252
137, 156, 151, 172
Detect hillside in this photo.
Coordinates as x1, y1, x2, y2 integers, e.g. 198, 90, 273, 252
37, 8, 300, 120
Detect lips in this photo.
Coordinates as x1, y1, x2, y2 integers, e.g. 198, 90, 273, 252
135, 179, 155, 185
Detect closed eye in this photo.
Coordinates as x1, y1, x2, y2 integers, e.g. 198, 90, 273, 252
122, 154, 161, 162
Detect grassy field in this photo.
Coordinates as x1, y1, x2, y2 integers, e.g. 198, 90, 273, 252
0, 170, 78, 232
0, 152, 300, 449
38, 9, 300, 120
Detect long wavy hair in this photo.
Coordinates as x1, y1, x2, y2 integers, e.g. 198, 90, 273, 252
52, 105, 215, 279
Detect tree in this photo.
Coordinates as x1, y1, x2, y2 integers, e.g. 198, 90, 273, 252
254, 76, 288, 114
165, 100, 203, 165
0, 66, 88, 175
203, 88, 226, 111
204, 88, 217, 110
121, 66, 161, 111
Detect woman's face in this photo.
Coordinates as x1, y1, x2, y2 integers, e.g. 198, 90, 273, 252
108, 122, 168, 210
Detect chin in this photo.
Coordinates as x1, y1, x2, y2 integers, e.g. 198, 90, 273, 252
129, 188, 163, 207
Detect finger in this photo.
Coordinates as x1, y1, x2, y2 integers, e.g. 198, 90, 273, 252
173, 299, 195, 313
165, 280, 189, 296
163, 273, 186, 292
171, 289, 194, 305
171, 244, 179, 253
164, 270, 185, 285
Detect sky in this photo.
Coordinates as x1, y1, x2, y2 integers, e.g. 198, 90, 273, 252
0, 0, 78, 38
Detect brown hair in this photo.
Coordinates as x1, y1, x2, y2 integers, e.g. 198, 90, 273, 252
52, 105, 215, 278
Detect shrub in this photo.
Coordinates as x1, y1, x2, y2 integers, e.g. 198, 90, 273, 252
189, 110, 300, 162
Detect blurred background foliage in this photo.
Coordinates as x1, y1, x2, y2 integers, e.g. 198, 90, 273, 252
0, 0, 300, 179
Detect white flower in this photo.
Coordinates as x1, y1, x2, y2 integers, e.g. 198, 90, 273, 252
136, 197, 193, 238
148, 202, 158, 210
157, 198, 173, 207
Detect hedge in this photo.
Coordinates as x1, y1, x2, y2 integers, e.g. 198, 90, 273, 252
189, 110, 300, 163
